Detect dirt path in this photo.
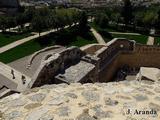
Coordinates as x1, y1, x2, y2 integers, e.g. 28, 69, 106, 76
90, 28, 106, 44
147, 36, 154, 45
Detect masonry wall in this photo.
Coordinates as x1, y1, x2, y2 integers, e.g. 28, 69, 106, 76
29, 47, 85, 88
29, 39, 160, 87
98, 40, 160, 82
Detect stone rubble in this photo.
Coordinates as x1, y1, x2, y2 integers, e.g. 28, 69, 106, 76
0, 80, 160, 120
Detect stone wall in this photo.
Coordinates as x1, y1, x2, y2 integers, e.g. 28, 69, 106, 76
28, 38, 160, 88
29, 46, 85, 88
80, 44, 105, 55
97, 39, 160, 82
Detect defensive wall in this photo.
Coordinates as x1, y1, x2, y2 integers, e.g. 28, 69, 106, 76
1, 38, 160, 98
29, 46, 85, 88
28, 38, 160, 88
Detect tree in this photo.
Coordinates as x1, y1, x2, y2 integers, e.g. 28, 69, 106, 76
78, 11, 88, 33
15, 13, 27, 32
7, 17, 16, 31
0, 17, 8, 32
94, 13, 109, 28
157, 9, 160, 29
134, 12, 145, 27
143, 11, 157, 29
31, 15, 47, 37
110, 12, 121, 29
24, 7, 36, 22
121, 0, 134, 26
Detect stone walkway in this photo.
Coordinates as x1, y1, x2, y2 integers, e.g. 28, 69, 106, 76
0, 62, 31, 92
9, 47, 65, 77
91, 28, 106, 44
147, 36, 155, 45
0, 80, 160, 120
0, 23, 30, 33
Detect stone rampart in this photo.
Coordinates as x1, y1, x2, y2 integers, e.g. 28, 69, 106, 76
29, 46, 85, 88
98, 38, 160, 82
28, 38, 160, 88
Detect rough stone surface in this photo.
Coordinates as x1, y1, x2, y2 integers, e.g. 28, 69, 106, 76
133, 94, 148, 101
0, 81, 160, 120
28, 93, 46, 102
104, 97, 119, 106
81, 90, 100, 102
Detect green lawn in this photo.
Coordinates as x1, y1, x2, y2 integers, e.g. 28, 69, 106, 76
90, 23, 148, 44
154, 37, 160, 45
0, 32, 32, 47
69, 35, 97, 47
90, 23, 117, 33
0, 27, 97, 63
112, 34, 148, 44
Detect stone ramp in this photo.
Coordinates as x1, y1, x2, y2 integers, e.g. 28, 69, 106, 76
0, 62, 31, 92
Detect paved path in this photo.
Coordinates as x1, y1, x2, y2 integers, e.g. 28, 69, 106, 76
0, 62, 31, 92
0, 23, 30, 33
109, 32, 141, 35
147, 36, 154, 45
90, 28, 106, 44
0, 26, 70, 54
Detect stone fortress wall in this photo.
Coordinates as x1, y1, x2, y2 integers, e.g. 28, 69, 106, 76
1, 38, 160, 98
1, 38, 158, 95
29, 46, 85, 88
97, 39, 160, 82
29, 38, 160, 88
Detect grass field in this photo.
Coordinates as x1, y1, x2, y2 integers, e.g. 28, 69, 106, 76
90, 23, 148, 44
0, 32, 32, 47
0, 27, 97, 63
112, 34, 148, 44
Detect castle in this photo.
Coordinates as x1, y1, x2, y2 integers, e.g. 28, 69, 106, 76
1, 38, 160, 98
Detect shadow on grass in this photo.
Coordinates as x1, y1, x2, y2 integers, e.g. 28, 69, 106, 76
0, 26, 97, 63
36, 26, 94, 47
